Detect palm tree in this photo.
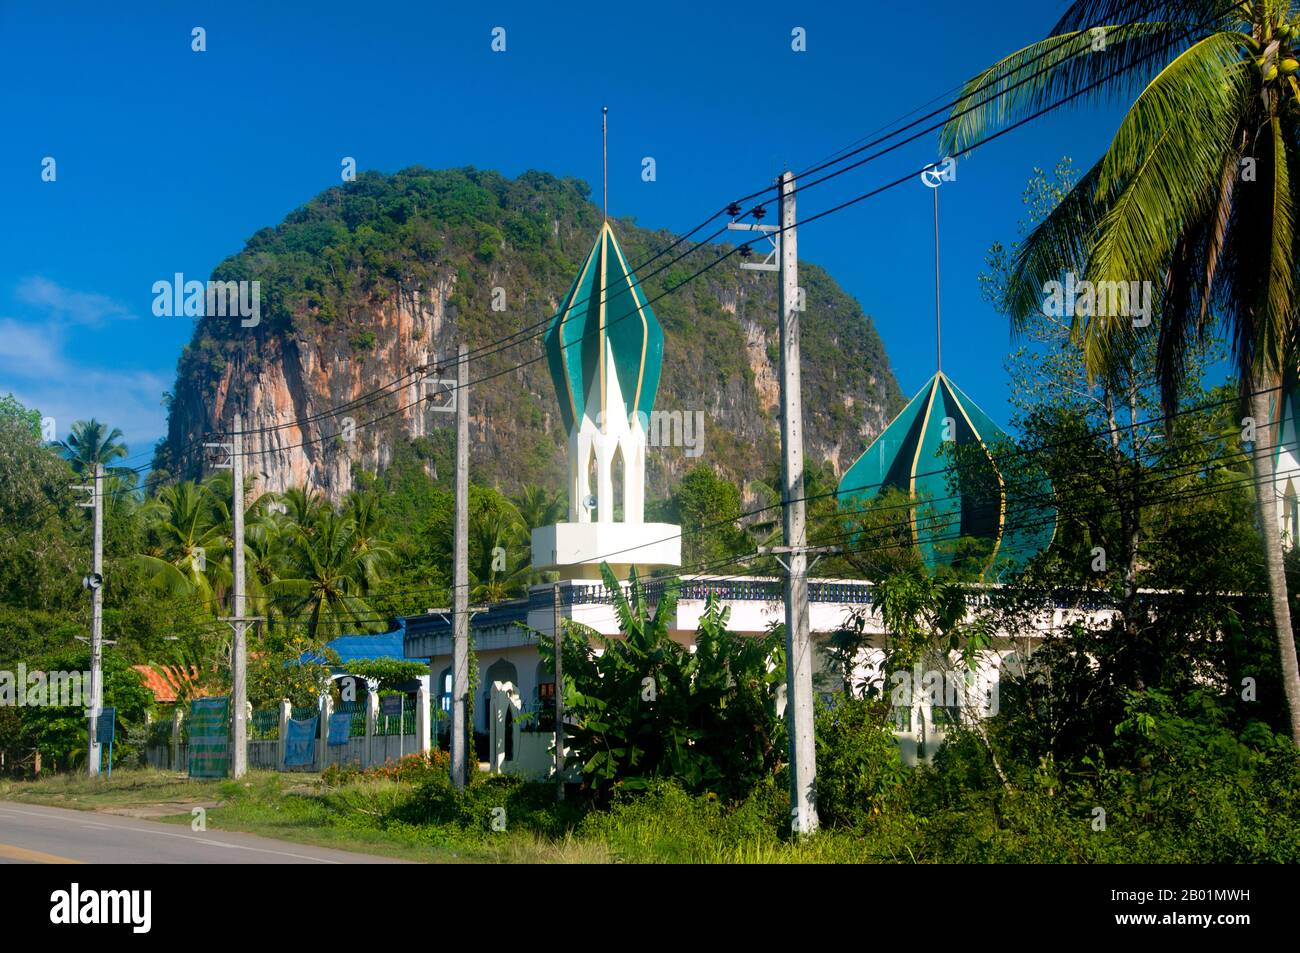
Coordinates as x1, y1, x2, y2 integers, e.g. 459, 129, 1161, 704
205, 471, 286, 622
58, 419, 130, 477
940, 0, 1300, 741
243, 518, 285, 626
469, 506, 532, 601
281, 485, 327, 533
512, 485, 566, 532
132, 481, 229, 606
274, 510, 385, 639
343, 489, 394, 594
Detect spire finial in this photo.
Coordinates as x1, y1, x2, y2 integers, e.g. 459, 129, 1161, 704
602, 106, 609, 224
933, 182, 941, 373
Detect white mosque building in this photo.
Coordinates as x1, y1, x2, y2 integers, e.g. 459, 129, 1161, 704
398, 214, 1101, 778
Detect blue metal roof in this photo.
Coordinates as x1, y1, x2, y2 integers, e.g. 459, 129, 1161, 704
299, 619, 407, 665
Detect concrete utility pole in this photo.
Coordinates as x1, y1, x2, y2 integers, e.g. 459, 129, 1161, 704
552, 582, 565, 801
230, 414, 248, 778
776, 171, 818, 835
451, 344, 470, 790
206, 415, 260, 779
76, 464, 104, 776
731, 173, 819, 834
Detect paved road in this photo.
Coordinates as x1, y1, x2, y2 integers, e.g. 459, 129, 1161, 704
0, 802, 405, 864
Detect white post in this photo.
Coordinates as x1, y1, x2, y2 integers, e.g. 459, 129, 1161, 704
778, 171, 819, 835
87, 463, 104, 776
365, 690, 379, 769
318, 695, 332, 771
451, 343, 470, 789
416, 684, 431, 755
490, 682, 505, 774
231, 413, 248, 778
277, 699, 290, 770
553, 582, 565, 799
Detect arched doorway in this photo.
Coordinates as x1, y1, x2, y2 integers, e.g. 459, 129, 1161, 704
484, 658, 520, 763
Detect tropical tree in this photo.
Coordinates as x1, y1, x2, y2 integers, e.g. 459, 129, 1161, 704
941, 0, 1300, 742
274, 509, 385, 639
242, 517, 285, 625
58, 418, 131, 478
512, 484, 565, 532
469, 506, 531, 602
0, 396, 80, 613
511, 484, 564, 581
343, 489, 394, 594
132, 480, 229, 606
281, 485, 327, 533
536, 564, 785, 799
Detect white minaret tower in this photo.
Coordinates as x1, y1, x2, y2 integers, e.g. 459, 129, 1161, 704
532, 112, 680, 580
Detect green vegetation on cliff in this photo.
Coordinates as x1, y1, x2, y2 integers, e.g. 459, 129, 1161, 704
161, 167, 902, 498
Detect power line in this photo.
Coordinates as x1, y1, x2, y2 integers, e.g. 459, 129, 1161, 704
134, 413, 1287, 629
189, 0, 1210, 451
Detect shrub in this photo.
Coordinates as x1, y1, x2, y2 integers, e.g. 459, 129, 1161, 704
813, 696, 910, 828
323, 749, 450, 787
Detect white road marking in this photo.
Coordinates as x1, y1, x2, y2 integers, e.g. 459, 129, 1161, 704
0, 804, 343, 863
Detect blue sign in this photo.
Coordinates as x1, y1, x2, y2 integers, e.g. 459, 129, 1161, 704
327, 712, 352, 747
94, 707, 115, 745
381, 695, 403, 718
285, 715, 319, 766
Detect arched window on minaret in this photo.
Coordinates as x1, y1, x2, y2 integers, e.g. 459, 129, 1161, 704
1285, 482, 1299, 549
584, 445, 598, 523
611, 444, 626, 522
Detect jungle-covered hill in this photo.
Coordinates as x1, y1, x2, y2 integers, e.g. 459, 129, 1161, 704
156, 167, 903, 502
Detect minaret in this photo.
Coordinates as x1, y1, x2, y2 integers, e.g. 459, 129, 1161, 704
532, 110, 681, 580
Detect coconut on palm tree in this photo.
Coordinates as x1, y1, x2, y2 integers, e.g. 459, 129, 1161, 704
940, 0, 1300, 741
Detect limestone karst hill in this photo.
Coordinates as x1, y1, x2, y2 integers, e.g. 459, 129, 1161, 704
157, 167, 902, 501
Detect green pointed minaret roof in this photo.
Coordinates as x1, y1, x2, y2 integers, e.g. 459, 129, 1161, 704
545, 222, 664, 433
837, 371, 1056, 581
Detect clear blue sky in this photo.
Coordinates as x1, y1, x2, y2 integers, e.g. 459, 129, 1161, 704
0, 1, 1126, 462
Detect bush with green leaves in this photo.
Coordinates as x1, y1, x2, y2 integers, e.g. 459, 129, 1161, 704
813, 696, 910, 828
336, 658, 429, 692
537, 564, 785, 801
15, 647, 151, 771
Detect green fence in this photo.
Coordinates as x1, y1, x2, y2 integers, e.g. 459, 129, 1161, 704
250, 709, 279, 740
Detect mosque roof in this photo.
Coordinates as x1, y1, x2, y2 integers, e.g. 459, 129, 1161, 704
837, 371, 1056, 581
544, 222, 664, 432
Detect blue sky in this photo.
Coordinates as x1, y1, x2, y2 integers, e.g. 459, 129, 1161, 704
0, 1, 1128, 464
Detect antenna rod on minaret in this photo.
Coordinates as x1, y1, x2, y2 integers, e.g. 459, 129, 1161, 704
602, 106, 609, 223
933, 184, 942, 373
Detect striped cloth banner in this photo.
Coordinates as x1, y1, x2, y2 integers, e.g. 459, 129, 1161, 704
187, 697, 229, 779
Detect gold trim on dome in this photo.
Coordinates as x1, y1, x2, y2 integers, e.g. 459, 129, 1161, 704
598, 224, 608, 429
909, 376, 940, 546
558, 235, 602, 427
607, 225, 651, 419
941, 373, 1006, 579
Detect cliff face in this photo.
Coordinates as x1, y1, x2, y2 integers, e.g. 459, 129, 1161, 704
159, 167, 903, 501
